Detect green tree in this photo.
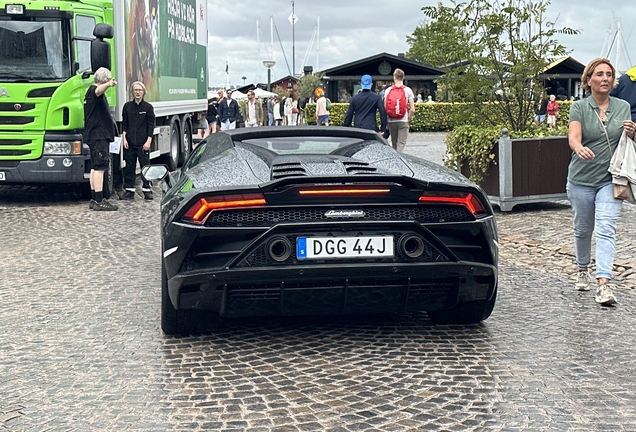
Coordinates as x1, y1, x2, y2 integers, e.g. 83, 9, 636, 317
406, 0, 578, 132
295, 73, 325, 100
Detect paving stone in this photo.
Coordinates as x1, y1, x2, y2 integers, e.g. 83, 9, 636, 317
1, 133, 636, 430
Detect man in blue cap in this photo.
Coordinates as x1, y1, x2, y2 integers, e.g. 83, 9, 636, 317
343, 74, 387, 134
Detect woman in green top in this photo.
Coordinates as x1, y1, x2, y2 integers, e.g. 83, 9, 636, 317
567, 58, 635, 305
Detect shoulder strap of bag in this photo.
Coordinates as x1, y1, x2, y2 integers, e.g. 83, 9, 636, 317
594, 110, 613, 156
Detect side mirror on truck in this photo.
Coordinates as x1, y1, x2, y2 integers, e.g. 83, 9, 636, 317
91, 23, 114, 72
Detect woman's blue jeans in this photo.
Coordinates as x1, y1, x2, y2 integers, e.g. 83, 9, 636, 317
566, 181, 623, 280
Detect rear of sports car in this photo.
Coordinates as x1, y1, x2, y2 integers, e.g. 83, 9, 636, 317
160, 167, 498, 334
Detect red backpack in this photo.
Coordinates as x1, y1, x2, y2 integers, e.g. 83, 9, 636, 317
385, 85, 408, 119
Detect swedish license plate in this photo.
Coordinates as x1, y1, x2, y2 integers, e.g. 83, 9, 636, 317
297, 236, 394, 259
0, 172, 5, 181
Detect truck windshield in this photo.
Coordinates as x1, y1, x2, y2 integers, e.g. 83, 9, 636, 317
0, 18, 72, 81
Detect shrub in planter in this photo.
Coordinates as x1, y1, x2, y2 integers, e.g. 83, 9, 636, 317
445, 122, 570, 183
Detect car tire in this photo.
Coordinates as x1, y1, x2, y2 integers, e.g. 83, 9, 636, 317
161, 262, 219, 335
427, 286, 497, 324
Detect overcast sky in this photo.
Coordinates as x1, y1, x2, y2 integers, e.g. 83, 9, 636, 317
206, 0, 636, 89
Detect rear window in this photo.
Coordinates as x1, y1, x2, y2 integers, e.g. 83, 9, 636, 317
241, 136, 364, 155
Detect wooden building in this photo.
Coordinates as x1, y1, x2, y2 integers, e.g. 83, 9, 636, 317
539, 56, 585, 100
319, 52, 444, 102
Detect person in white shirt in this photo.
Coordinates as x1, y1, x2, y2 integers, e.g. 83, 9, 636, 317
315, 88, 330, 126
284, 90, 299, 126
273, 97, 283, 125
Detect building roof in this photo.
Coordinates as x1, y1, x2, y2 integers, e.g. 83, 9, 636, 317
270, 75, 300, 87
320, 52, 444, 80
540, 56, 585, 79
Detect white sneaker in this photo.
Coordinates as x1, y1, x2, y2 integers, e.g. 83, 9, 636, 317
575, 270, 592, 291
595, 284, 617, 306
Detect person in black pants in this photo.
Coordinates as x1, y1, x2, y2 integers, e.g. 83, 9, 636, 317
84, 67, 118, 211
121, 81, 155, 200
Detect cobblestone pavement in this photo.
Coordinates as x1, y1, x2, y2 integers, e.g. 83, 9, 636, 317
1, 133, 636, 431
407, 132, 636, 290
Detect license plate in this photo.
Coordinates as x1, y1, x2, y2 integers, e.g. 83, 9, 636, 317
0, 172, 4, 181
297, 236, 394, 259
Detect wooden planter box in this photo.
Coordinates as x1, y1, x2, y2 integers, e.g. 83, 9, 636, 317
463, 130, 571, 211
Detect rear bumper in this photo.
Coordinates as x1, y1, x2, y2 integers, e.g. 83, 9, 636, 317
168, 261, 497, 317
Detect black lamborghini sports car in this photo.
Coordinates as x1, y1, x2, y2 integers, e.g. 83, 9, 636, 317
143, 126, 498, 334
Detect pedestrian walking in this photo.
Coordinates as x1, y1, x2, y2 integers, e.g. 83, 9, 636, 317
267, 95, 276, 126
203, 96, 218, 137
240, 90, 264, 127
546, 95, 559, 128
284, 90, 299, 126
315, 88, 330, 126
384, 69, 415, 152
343, 74, 386, 133
534, 91, 548, 124
273, 97, 283, 126
215, 89, 224, 130
567, 57, 635, 305
121, 81, 155, 201
278, 95, 286, 125
218, 89, 239, 130
84, 67, 118, 211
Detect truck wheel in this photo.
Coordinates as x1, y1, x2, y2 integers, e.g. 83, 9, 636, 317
161, 261, 219, 335
180, 120, 192, 165
427, 286, 497, 324
163, 116, 180, 171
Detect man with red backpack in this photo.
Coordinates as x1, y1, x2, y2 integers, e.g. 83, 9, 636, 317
384, 68, 415, 152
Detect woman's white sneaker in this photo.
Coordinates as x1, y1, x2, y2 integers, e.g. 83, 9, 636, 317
575, 270, 592, 291
595, 284, 617, 306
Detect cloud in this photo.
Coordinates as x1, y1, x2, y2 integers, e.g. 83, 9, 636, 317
205, 0, 636, 88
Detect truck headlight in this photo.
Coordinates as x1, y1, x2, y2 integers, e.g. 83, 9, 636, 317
44, 141, 82, 155
6, 5, 25, 14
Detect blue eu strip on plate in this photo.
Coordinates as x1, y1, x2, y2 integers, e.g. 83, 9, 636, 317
297, 237, 307, 259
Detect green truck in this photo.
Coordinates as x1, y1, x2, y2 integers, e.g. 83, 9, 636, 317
0, 0, 208, 194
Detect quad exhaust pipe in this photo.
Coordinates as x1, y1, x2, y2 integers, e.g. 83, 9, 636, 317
267, 237, 293, 262
399, 235, 425, 258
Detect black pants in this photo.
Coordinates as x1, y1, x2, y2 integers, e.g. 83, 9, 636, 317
123, 146, 150, 190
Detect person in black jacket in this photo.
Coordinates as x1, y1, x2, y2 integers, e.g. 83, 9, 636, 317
533, 91, 548, 124
121, 81, 155, 200
203, 96, 218, 137
343, 75, 387, 133
218, 89, 239, 130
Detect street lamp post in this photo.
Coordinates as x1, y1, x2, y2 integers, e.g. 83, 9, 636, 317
263, 60, 276, 91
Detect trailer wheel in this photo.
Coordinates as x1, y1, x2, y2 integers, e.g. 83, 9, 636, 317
180, 119, 192, 165
163, 116, 180, 171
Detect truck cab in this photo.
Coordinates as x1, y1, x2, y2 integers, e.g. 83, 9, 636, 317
0, 0, 208, 191
0, 1, 114, 187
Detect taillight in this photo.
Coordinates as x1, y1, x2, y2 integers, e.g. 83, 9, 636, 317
418, 191, 488, 217
182, 193, 267, 224
298, 187, 391, 196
